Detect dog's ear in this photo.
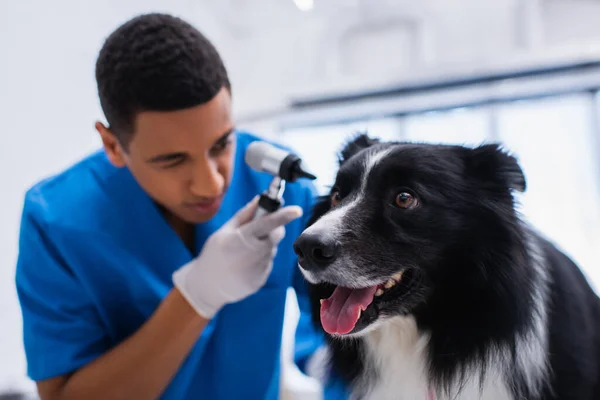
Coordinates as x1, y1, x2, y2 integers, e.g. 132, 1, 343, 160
466, 143, 526, 193
338, 133, 380, 166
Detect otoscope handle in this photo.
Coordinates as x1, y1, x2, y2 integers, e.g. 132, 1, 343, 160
253, 194, 282, 220
252, 176, 286, 221
259, 194, 281, 212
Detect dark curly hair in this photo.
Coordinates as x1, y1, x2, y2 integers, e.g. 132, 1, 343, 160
95, 13, 231, 148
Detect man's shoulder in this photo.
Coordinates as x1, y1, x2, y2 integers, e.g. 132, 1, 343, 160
22, 149, 117, 230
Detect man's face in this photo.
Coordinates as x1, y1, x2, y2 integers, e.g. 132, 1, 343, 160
97, 87, 236, 224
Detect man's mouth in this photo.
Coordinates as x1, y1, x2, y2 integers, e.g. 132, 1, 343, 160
185, 195, 224, 213
319, 269, 414, 335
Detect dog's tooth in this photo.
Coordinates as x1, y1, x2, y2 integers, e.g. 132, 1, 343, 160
392, 271, 404, 282
384, 279, 395, 289
320, 299, 324, 305
375, 288, 384, 297
357, 308, 362, 319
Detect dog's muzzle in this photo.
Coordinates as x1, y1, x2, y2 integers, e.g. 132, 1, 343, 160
293, 231, 339, 272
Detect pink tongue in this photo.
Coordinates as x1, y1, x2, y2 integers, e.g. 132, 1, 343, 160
320, 285, 378, 334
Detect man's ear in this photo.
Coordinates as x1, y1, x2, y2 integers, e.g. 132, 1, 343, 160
337, 132, 380, 166
95, 121, 127, 168
466, 143, 526, 193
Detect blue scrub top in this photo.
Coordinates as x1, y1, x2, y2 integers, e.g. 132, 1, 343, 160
15, 131, 348, 400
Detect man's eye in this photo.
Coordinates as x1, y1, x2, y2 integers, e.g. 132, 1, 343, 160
161, 157, 186, 168
211, 139, 231, 154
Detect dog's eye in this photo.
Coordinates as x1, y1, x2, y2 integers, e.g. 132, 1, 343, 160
395, 192, 418, 209
330, 190, 341, 207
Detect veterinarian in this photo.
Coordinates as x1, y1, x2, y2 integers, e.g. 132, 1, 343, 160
14, 13, 346, 400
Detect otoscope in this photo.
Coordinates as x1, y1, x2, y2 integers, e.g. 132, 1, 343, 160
244, 141, 317, 219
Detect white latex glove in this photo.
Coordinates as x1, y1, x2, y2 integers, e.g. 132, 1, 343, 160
172, 196, 303, 319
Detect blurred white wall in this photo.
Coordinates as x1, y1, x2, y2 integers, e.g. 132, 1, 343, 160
0, 0, 235, 392
2, 0, 600, 396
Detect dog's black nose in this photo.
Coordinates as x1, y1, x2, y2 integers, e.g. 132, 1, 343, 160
293, 232, 339, 270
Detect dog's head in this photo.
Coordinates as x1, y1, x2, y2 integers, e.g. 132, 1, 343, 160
294, 134, 526, 338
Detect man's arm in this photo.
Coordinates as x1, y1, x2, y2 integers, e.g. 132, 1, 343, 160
37, 288, 206, 400
17, 195, 302, 400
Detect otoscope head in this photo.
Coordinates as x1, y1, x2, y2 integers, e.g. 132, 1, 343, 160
245, 141, 317, 182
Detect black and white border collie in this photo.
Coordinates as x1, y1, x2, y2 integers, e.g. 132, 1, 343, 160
293, 134, 600, 400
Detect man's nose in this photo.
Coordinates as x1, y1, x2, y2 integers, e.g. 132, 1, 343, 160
293, 231, 339, 271
190, 159, 224, 197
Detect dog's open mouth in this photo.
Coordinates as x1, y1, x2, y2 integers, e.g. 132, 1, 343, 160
319, 268, 415, 335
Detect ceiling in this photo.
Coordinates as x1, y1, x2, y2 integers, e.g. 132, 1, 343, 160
192, 0, 600, 117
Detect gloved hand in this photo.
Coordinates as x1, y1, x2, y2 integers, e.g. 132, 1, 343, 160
172, 196, 303, 319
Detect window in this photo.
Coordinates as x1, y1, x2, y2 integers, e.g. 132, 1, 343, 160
280, 94, 600, 293
403, 106, 491, 146
280, 117, 403, 194
495, 94, 600, 290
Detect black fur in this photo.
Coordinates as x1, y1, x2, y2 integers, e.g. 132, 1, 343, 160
95, 13, 230, 147
296, 134, 600, 399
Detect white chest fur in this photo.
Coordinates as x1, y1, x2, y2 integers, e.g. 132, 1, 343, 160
351, 317, 514, 400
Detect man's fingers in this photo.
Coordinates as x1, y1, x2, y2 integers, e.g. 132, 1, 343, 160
231, 196, 260, 226
268, 226, 285, 245
244, 206, 303, 238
